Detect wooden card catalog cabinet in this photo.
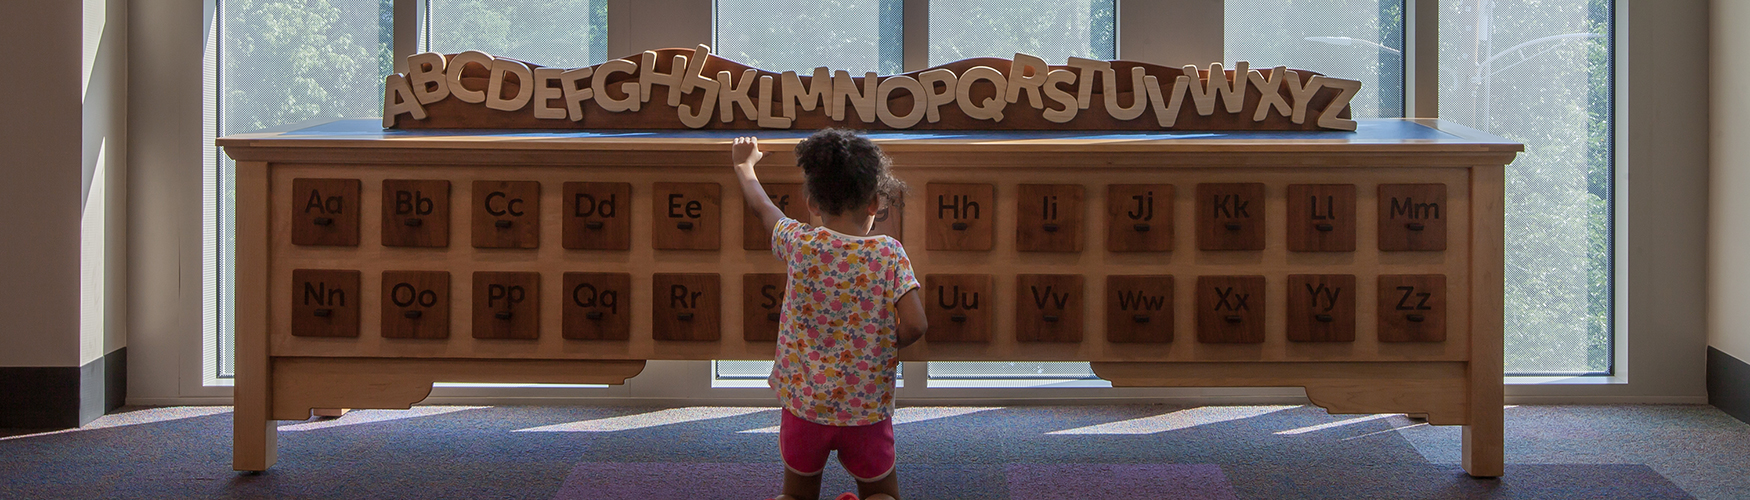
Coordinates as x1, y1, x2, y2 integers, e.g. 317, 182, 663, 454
222, 117, 1519, 476
925, 274, 993, 342
1285, 274, 1355, 342
926, 183, 994, 251
870, 203, 903, 242
563, 272, 631, 340
472, 181, 541, 248
472, 271, 540, 339
291, 179, 360, 246
1286, 184, 1356, 252
1106, 275, 1174, 343
745, 183, 809, 250
1379, 184, 1447, 251
1196, 183, 1265, 251
1107, 184, 1173, 252
291, 269, 360, 337
652, 273, 721, 341
742, 273, 787, 341
1014, 274, 1084, 342
653, 183, 722, 250
1015, 184, 1084, 252
563, 182, 631, 250
381, 180, 451, 247
380, 271, 450, 339
1378, 274, 1447, 342
1196, 276, 1265, 343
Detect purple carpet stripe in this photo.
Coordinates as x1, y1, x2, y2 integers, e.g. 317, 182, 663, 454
1005, 464, 1239, 500
552, 462, 780, 500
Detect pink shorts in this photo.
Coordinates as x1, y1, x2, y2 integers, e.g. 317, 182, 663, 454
779, 408, 896, 482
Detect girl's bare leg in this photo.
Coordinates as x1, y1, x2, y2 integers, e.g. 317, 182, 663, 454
856, 470, 901, 500
782, 469, 823, 500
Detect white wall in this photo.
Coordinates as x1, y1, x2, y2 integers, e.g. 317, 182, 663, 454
1710, 0, 1750, 361
0, 2, 83, 368
81, 0, 129, 367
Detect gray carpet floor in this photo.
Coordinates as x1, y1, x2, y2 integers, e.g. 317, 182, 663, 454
1, 404, 1746, 499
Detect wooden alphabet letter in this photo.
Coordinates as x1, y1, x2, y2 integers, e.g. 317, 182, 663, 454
445, 50, 493, 104
782, 67, 831, 120
383, 74, 427, 127
1142, 73, 1192, 127
1040, 69, 1079, 123
1006, 53, 1049, 109
1249, 65, 1292, 121
679, 45, 717, 95
531, 67, 567, 119
1313, 76, 1361, 131
639, 51, 689, 106
1104, 66, 1148, 121
560, 66, 595, 121
1217, 61, 1249, 113
718, 69, 758, 123
1284, 70, 1324, 124
1066, 57, 1110, 110
756, 74, 792, 128
876, 74, 927, 129
592, 59, 641, 113
917, 68, 958, 123
676, 75, 721, 129
1181, 64, 1219, 116
485, 57, 534, 112
406, 52, 450, 105
955, 66, 1008, 122
831, 71, 880, 123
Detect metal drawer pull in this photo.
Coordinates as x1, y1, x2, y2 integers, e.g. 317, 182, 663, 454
495, 220, 513, 228
403, 310, 422, 319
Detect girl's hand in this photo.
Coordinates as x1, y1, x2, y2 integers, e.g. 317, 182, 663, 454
732, 136, 765, 170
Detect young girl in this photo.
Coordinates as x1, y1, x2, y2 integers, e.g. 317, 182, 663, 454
732, 130, 928, 500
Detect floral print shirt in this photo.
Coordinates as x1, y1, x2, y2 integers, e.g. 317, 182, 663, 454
768, 218, 919, 426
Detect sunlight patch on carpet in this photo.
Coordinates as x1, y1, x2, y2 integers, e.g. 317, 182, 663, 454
1046, 406, 1297, 435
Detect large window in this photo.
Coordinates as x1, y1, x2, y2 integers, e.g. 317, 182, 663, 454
211, 0, 394, 378
1225, 0, 1404, 118
427, 0, 609, 68
928, 0, 1116, 63
715, 0, 901, 74
1441, 0, 1613, 375
206, 0, 1616, 385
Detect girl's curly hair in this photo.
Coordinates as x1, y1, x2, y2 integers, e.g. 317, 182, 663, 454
793, 129, 906, 216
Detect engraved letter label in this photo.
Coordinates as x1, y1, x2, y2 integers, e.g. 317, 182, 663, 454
563, 272, 632, 340
291, 269, 361, 338
1107, 184, 1174, 252
471, 181, 541, 249
652, 273, 722, 341
1016, 184, 1085, 252
925, 274, 993, 342
472, 272, 540, 340
291, 178, 361, 246
925, 183, 995, 251
744, 183, 809, 250
1286, 184, 1356, 252
1195, 276, 1266, 343
1378, 274, 1447, 342
1285, 274, 1355, 342
1378, 184, 1448, 251
652, 182, 722, 250
381, 271, 451, 339
563, 182, 632, 251
1196, 183, 1266, 251
1015, 275, 1084, 342
1106, 275, 1173, 343
742, 273, 788, 341
382, 180, 451, 248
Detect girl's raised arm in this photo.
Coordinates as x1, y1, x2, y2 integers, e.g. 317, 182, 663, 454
731, 137, 787, 232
